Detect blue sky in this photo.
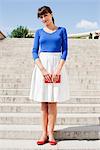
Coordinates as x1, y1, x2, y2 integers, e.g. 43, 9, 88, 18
0, 0, 100, 36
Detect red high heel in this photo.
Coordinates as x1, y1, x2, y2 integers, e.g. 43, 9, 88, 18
49, 140, 57, 145
47, 131, 57, 145
37, 136, 48, 145
37, 140, 48, 145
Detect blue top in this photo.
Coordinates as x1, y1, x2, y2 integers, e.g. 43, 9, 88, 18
32, 27, 68, 61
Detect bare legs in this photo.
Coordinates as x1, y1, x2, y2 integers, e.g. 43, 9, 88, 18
48, 102, 57, 140
39, 102, 48, 140
40, 102, 57, 141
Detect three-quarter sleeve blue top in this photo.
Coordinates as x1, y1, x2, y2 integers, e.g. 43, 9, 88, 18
32, 27, 68, 61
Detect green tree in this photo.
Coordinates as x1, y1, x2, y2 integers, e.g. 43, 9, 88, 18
10, 26, 29, 38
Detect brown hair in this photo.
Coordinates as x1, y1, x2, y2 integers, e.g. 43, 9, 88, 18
37, 6, 55, 24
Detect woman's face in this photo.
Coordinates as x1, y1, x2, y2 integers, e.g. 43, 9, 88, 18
39, 13, 53, 25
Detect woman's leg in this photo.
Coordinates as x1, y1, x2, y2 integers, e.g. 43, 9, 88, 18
39, 102, 48, 140
48, 102, 57, 140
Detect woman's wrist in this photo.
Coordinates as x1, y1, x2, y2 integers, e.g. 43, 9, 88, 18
40, 67, 45, 71
56, 59, 65, 73
56, 67, 62, 73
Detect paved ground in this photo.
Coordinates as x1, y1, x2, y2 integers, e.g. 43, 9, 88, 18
0, 139, 100, 150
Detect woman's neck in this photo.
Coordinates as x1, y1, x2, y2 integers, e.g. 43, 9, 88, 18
44, 23, 58, 31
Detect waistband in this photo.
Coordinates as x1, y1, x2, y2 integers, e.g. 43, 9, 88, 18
39, 52, 61, 56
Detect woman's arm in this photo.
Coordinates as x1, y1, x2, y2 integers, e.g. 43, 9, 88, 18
35, 58, 52, 82
53, 27, 68, 75
55, 59, 65, 74
32, 30, 51, 81
35, 58, 45, 72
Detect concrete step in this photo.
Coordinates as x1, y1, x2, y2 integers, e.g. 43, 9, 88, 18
2, 41, 99, 48
0, 96, 100, 104
0, 124, 100, 140
1, 50, 99, 56
0, 104, 100, 113
1, 37, 98, 41
1, 37, 100, 44
0, 82, 99, 90
0, 46, 97, 54
0, 76, 99, 83
0, 68, 99, 74
0, 71, 99, 77
1, 51, 99, 58
0, 139, 100, 150
1, 73, 98, 81
0, 78, 100, 86
1, 52, 99, 58
0, 65, 99, 70
0, 113, 100, 125
0, 62, 100, 70
0, 60, 100, 64
0, 89, 100, 96
0, 77, 99, 84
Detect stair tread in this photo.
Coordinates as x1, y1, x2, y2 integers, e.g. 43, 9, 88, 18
0, 103, 100, 106
0, 124, 100, 131
0, 139, 100, 150
0, 95, 100, 98
0, 113, 100, 117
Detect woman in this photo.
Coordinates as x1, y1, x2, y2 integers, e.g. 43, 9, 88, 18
29, 6, 70, 145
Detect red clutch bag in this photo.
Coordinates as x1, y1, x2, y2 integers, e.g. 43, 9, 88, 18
44, 74, 61, 83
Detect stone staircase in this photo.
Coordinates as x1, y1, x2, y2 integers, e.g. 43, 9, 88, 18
0, 38, 100, 149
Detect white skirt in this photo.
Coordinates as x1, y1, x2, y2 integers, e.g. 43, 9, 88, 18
29, 52, 70, 103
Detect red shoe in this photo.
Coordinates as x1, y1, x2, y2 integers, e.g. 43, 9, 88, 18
49, 140, 57, 145
37, 138, 48, 145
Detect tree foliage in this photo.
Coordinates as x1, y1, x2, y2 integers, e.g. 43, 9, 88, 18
10, 26, 29, 38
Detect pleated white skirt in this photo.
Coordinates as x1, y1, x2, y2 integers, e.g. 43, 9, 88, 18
29, 52, 70, 103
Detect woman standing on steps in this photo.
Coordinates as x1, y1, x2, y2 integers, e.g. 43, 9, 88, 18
29, 6, 70, 145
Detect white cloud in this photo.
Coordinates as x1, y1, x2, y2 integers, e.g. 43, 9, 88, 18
76, 19, 98, 30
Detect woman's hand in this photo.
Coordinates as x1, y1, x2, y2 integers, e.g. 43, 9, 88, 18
41, 68, 52, 82
52, 59, 65, 83
52, 68, 61, 83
